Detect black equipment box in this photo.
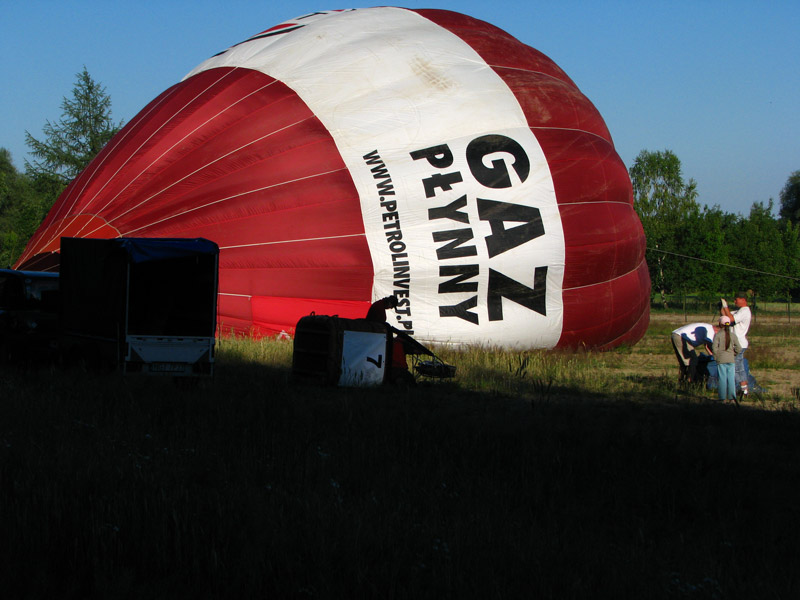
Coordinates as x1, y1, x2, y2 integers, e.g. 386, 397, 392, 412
292, 314, 393, 386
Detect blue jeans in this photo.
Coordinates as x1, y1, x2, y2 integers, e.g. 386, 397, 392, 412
717, 362, 735, 400
734, 348, 761, 393
734, 348, 747, 391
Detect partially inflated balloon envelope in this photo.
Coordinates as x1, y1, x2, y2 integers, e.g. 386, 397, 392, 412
17, 7, 650, 349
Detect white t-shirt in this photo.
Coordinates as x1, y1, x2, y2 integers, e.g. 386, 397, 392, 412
672, 322, 715, 346
732, 305, 751, 349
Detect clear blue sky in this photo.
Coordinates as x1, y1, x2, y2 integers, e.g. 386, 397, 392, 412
2, 0, 797, 216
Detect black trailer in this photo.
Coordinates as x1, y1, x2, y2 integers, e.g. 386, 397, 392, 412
59, 237, 219, 376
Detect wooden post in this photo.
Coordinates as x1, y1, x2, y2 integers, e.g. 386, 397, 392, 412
683, 290, 687, 322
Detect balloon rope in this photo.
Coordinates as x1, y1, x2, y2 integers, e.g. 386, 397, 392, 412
35, 70, 283, 255
647, 247, 800, 282
118, 168, 345, 236
78, 79, 287, 237
563, 259, 646, 291
218, 232, 366, 249
49, 84, 184, 226
14, 253, 58, 272
28, 70, 247, 257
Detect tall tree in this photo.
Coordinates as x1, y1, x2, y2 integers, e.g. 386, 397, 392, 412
778, 170, 800, 224
24, 67, 122, 187
629, 149, 699, 304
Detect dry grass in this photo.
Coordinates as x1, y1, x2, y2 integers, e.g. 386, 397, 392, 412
2, 310, 800, 599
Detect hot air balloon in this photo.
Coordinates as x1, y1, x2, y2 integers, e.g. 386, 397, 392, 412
16, 7, 649, 350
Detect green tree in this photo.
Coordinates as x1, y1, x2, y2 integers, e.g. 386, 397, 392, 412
0, 149, 13, 214
726, 200, 788, 297
779, 220, 800, 300
778, 170, 800, 224
25, 67, 122, 187
0, 148, 46, 267
629, 149, 699, 304
672, 206, 729, 299
4, 68, 123, 266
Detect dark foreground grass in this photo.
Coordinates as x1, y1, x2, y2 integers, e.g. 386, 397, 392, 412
2, 349, 800, 599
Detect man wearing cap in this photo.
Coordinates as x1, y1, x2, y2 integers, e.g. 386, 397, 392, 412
671, 322, 716, 382
720, 292, 754, 395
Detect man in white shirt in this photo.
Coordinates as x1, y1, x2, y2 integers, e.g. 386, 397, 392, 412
721, 291, 755, 395
671, 322, 715, 382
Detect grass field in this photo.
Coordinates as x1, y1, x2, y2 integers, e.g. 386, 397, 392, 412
1, 311, 799, 599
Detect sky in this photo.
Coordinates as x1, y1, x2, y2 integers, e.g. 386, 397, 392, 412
1, 0, 798, 216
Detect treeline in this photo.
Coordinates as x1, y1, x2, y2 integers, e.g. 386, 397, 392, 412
1, 70, 799, 301
632, 150, 800, 304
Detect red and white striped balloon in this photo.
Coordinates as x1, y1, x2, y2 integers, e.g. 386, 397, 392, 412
17, 8, 649, 349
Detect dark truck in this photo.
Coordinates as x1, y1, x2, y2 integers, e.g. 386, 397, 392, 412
0, 268, 60, 361
59, 237, 219, 377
